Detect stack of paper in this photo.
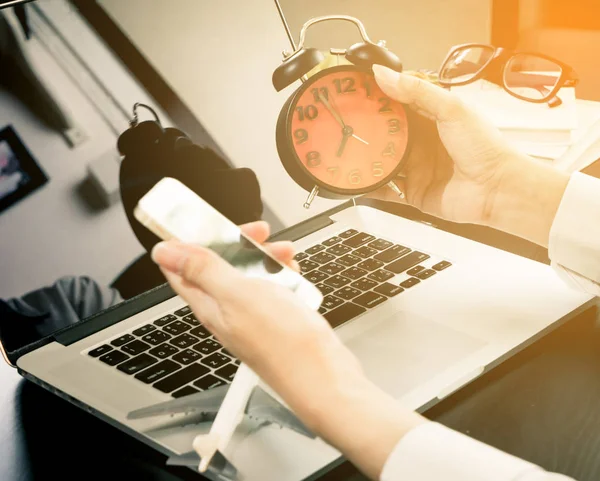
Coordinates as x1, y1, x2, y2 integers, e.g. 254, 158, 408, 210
450, 80, 600, 170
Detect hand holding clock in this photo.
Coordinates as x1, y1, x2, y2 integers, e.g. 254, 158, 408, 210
369, 66, 568, 247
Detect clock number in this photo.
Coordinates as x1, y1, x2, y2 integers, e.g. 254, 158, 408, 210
311, 87, 329, 103
296, 105, 319, 121
348, 169, 362, 185
327, 166, 340, 178
363, 80, 372, 98
294, 128, 308, 144
388, 119, 401, 134
333, 77, 357, 94
372, 161, 384, 177
378, 97, 393, 113
306, 151, 321, 168
382, 142, 396, 158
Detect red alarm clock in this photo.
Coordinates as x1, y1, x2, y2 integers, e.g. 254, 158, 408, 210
273, 16, 410, 208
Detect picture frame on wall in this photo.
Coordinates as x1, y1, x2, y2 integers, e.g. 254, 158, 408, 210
0, 125, 48, 215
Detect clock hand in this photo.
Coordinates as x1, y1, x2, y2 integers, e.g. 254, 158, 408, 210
352, 134, 369, 145
337, 126, 352, 157
318, 92, 370, 146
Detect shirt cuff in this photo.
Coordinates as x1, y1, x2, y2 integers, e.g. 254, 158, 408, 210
549, 172, 600, 287
380, 422, 545, 481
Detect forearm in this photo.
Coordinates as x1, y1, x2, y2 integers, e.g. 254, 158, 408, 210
488, 155, 569, 247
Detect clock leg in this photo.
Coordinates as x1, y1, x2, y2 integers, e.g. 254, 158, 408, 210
303, 185, 320, 209
387, 181, 405, 199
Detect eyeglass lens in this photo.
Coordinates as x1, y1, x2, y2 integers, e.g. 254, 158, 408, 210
439, 45, 495, 84
504, 53, 563, 101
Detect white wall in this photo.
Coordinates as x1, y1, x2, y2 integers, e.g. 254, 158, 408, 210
0, 5, 148, 299
99, 0, 491, 228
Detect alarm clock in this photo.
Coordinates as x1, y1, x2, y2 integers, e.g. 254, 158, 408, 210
273, 16, 410, 209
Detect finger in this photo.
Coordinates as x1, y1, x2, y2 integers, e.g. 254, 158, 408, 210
263, 241, 296, 267
373, 65, 465, 122
240, 221, 270, 244
152, 240, 241, 297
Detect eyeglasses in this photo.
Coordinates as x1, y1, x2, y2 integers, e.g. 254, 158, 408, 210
438, 44, 578, 108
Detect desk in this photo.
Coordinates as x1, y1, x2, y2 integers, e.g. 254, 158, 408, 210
2, 204, 600, 481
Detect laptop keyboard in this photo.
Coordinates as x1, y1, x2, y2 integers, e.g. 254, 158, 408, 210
87, 305, 239, 398
294, 229, 452, 328
86, 228, 451, 398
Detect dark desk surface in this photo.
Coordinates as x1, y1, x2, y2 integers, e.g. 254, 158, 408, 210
3, 204, 600, 481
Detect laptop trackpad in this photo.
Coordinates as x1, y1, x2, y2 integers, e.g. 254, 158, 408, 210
343, 312, 486, 399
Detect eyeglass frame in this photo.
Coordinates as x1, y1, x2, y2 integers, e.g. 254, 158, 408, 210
437, 43, 579, 106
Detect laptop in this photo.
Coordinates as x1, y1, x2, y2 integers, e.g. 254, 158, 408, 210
5, 199, 593, 481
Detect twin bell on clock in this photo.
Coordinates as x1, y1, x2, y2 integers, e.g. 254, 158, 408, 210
272, 15, 410, 209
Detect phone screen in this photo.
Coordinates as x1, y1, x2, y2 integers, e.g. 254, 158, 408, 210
136, 179, 322, 307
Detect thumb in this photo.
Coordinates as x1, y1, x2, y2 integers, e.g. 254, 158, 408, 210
373, 65, 466, 122
151, 240, 241, 297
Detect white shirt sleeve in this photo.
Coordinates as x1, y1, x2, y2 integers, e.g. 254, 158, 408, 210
382, 173, 600, 481
381, 422, 573, 481
549, 172, 600, 297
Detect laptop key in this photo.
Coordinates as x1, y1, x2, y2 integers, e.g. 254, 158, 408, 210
98, 350, 128, 366
149, 343, 178, 359
318, 306, 327, 314
432, 261, 452, 271
310, 252, 336, 264
194, 374, 228, 391
132, 324, 156, 337
201, 353, 231, 369
321, 236, 342, 247
367, 269, 394, 283
172, 349, 202, 366
154, 363, 210, 393
141, 331, 171, 346
374, 283, 404, 297
338, 228, 359, 239
315, 283, 335, 295
386, 251, 430, 274
154, 314, 177, 327
135, 360, 181, 384
334, 287, 362, 300
351, 278, 378, 291
336, 254, 362, 267
354, 246, 378, 259
353, 292, 387, 309
326, 244, 352, 256
121, 340, 151, 356
368, 239, 394, 251
299, 259, 319, 273
174, 306, 192, 317
324, 275, 351, 289
342, 232, 376, 248
170, 333, 200, 349
319, 262, 346, 276
181, 314, 200, 326
111, 334, 134, 347
324, 303, 366, 328
340, 267, 368, 280
294, 252, 309, 262
416, 269, 437, 280
305, 244, 326, 255
215, 363, 239, 382
190, 325, 211, 339
374, 245, 410, 263
400, 277, 421, 288
117, 353, 158, 375
163, 320, 192, 336
172, 386, 199, 398
357, 258, 384, 271
322, 295, 345, 310
89, 344, 113, 357
304, 271, 329, 284
193, 338, 222, 355
407, 266, 425, 276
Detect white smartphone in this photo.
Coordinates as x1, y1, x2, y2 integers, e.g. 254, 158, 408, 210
134, 177, 323, 310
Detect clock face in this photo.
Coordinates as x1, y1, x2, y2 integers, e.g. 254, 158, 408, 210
288, 66, 409, 194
